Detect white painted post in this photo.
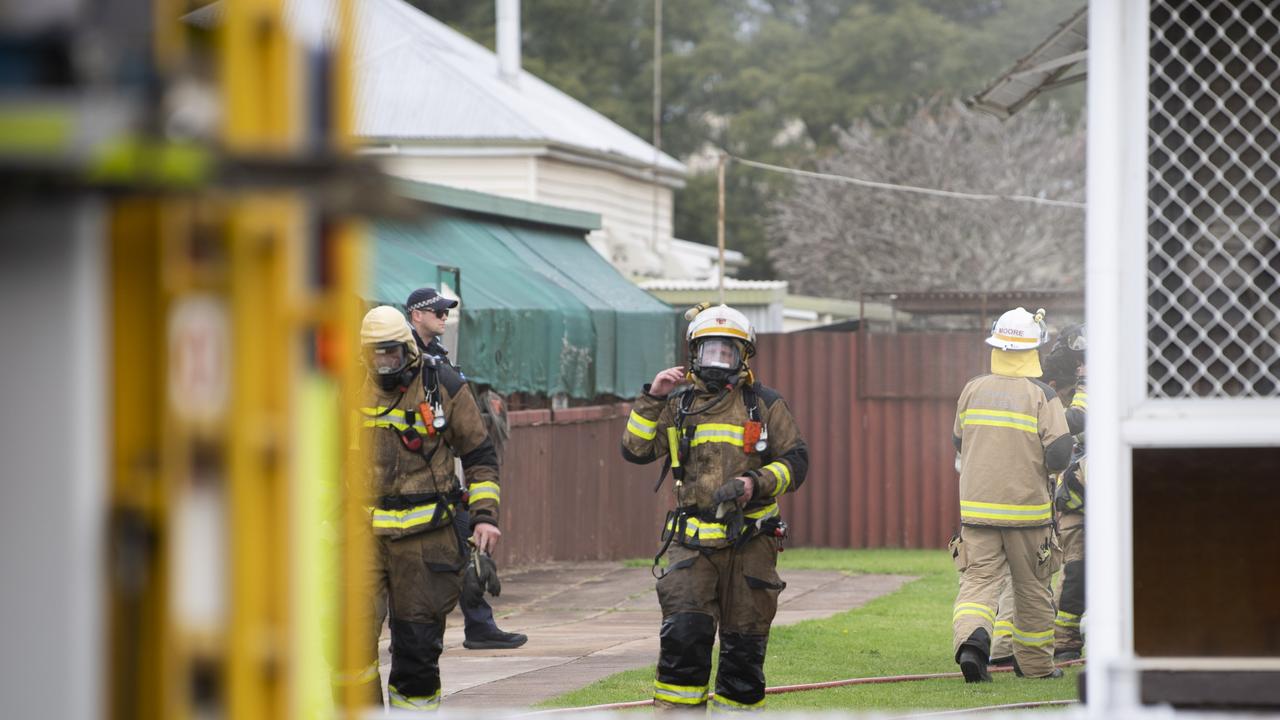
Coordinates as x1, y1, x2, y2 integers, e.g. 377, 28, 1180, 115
1085, 0, 1149, 713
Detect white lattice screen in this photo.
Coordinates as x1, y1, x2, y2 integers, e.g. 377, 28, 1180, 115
1147, 0, 1280, 398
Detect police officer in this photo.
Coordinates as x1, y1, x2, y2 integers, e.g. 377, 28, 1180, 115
340, 305, 503, 710
951, 308, 1071, 681
622, 304, 808, 711
405, 287, 528, 651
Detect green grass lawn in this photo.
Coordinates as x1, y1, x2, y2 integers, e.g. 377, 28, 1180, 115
542, 548, 1082, 712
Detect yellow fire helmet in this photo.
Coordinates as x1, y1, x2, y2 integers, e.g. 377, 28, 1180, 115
986, 307, 1048, 351
360, 305, 419, 390
686, 303, 756, 356
360, 305, 417, 349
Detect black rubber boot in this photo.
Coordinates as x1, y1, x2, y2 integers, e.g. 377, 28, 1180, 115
1054, 648, 1082, 662
954, 628, 992, 683
463, 626, 529, 650
957, 647, 993, 683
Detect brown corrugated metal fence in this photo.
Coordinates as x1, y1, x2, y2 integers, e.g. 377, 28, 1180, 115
496, 331, 989, 566
494, 404, 673, 568
751, 332, 986, 550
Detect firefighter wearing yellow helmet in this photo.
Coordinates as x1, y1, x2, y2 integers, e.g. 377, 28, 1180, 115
950, 307, 1072, 681
338, 305, 503, 710
622, 304, 809, 711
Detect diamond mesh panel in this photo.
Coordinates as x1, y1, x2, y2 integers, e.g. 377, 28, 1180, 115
1148, 0, 1280, 398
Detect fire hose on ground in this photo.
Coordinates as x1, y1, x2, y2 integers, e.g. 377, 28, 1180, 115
520, 659, 1086, 715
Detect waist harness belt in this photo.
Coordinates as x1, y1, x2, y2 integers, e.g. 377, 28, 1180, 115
368, 489, 465, 536
651, 503, 788, 578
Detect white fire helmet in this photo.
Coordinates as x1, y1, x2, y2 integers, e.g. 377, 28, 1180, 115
686, 304, 756, 356
986, 307, 1049, 351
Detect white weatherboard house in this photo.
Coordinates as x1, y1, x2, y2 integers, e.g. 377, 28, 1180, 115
353, 0, 687, 278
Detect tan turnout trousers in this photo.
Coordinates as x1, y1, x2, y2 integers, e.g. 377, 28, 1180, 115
1054, 517, 1085, 652
990, 572, 1015, 661
953, 525, 1057, 677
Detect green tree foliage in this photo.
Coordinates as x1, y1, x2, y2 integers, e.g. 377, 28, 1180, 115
413, 0, 1082, 279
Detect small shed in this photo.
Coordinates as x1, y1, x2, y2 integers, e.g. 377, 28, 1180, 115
371, 180, 677, 400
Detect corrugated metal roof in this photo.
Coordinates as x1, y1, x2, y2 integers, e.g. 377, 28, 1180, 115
186, 0, 686, 176
967, 6, 1088, 119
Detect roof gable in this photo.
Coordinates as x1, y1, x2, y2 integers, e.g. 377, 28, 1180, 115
355, 0, 684, 175
186, 0, 685, 176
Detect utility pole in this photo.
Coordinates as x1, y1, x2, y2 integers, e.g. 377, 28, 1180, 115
717, 152, 727, 304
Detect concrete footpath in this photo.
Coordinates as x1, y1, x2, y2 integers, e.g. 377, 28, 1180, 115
374, 561, 914, 710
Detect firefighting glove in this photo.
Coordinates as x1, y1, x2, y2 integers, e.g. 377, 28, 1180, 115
464, 545, 501, 605
711, 479, 746, 519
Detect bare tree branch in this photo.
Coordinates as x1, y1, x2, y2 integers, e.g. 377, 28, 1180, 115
767, 101, 1085, 297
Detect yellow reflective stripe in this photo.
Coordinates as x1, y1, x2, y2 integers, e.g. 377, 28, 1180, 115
953, 602, 995, 622
654, 680, 708, 705
388, 684, 441, 711
1011, 625, 1055, 646
762, 461, 791, 495
745, 502, 779, 521
627, 410, 658, 440
691, 423, 745, 447
369, 503, 440, 530
666, 516, 728, 541
960, 500, 1052, 522
960, 408, 1038, 433
994, 620, 1014, 637
961, 418, 1038, 433
667, 427, 681, 467
710, 693, 765, 711
1071, 391, 1088, 409
691, 326, 750, 340
993, 332, 1039, 345
687, 518, 726, 540
469, 481, 500, 505
1055, 610, 1082, 628
331, 660, 379, 686
361, 406, 429, 434
1066, 489, 1083, 510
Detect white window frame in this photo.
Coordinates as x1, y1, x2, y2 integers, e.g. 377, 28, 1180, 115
1088, 0, 1280, 712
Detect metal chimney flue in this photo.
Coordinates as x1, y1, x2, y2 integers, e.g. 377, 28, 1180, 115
497, 0, 520, 85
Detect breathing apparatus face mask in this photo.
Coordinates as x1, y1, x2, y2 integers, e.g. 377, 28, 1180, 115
365, 341, 415, 391
693, 338, 742, 391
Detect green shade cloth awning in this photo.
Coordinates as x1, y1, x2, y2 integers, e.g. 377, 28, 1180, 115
370, 185, 675, 399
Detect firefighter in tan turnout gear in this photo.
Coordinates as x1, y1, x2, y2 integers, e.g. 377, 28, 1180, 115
339, 306, 503, 710
1048, 324, 1087, 661
951, 308, 1072, 681
622, 304, 808, 711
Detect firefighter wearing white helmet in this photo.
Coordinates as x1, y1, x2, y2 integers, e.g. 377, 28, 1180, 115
949, 307, 1072, 682
622, 303, 809, 711
338, 305, 503, 710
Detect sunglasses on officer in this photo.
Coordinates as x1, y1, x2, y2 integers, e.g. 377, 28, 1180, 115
433, 309, 449, 319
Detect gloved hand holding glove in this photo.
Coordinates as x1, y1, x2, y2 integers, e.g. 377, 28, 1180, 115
463, 542, 502, 606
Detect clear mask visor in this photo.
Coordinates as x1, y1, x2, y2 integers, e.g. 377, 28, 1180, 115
696, 338, 741, 370
366, 343, 407, 375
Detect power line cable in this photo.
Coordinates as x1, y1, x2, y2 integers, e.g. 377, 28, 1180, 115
730, 155, 1085, 210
